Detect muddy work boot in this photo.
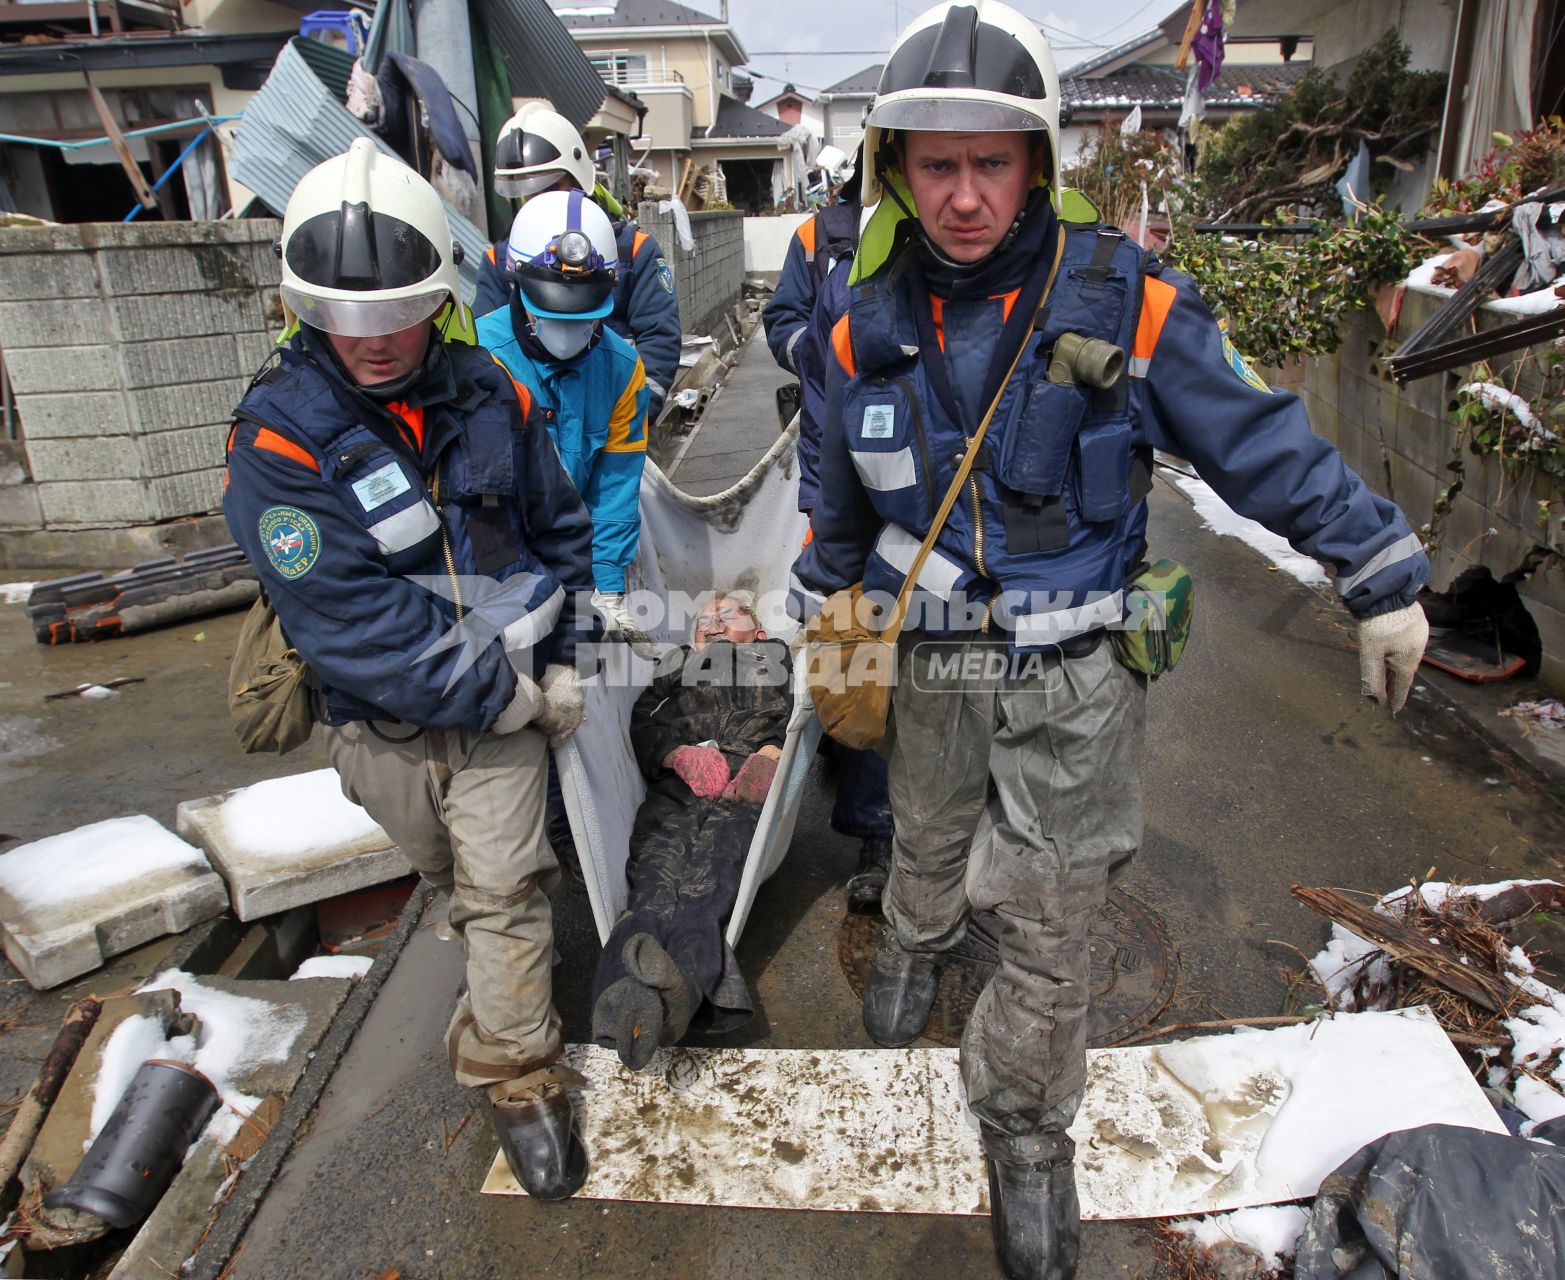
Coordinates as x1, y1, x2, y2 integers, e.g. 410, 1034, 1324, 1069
845, 836, 892, 913
985, 1131, 1081, 1280
592, 934, 699, 1071
487, 1067, 589, 1201
861, 935, 940, 1047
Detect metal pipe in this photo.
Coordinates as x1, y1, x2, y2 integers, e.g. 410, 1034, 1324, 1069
123, 125, 212, 222
0, 113, 240, 153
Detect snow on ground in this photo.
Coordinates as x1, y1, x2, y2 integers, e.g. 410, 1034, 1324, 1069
291, 954, 372, 981
76, 685, 120, 701
0, 816, 207, 910
1163, 471, 1330, 586
217, 769, 385, 861
88, 970, 309, 1149
1170, 1203, 1311, 1270
1307, 880, 1565, 1123
1, 582, 34, 605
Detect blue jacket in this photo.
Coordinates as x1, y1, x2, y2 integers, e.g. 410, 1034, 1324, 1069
477, 303, 649, 593
793, 207, 1430, 648
224, 328, 596, 731
475, 219, 681, 418
794, 256, 852, 512
761, 204, 859, 379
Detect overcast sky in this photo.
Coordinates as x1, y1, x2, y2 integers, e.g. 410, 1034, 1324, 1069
729, 0, 1183, 97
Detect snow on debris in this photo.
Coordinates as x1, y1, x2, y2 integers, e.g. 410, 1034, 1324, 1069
1164, 471, 1330, 586
1308, 880, 1565, 1124
0, 582, 32, 606
1170, 1203, 1310, 1270
291, 954, 372, 981
88, 970, 309, 1149
0, 816, 208, 911
217, 769, 385, 862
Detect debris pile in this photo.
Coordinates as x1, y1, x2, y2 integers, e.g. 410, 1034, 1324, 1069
1298, 878, 1565, 1125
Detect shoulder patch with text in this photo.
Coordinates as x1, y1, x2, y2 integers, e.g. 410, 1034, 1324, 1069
1221, 333, 1272, 394
259, 506, 322, 580
655, 257, 675, 294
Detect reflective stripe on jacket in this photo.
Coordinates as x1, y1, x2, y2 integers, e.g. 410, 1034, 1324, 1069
793, 219, 1429, 647
224, 332, 596, 729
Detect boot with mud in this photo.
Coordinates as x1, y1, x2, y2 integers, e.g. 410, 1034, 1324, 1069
845, 835, 892, 913
861, 934, 940, 1047
487, 1066, 589, 1201
985, 1130, 1081, 1280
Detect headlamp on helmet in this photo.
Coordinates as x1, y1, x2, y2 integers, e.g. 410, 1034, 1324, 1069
505, 189, 618, 320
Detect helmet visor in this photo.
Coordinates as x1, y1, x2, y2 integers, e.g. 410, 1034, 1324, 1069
495, 171, 569, 200
280, 285, 447, 339
869, 94, 1050, 134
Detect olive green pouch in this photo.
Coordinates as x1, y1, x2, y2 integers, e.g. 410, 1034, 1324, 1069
1112, 559, 1195, 678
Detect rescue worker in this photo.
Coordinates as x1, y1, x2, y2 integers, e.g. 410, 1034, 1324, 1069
474, 102, 681, 422
760, 156, 896, 912
224, 139, 596, 1202
789, 4, 1432, 1276
592, 591, 792, 1069
477, 190, 650, 629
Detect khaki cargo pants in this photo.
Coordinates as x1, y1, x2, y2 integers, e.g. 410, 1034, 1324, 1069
328, 720, 562, 1090
883, 634, 1146, 1148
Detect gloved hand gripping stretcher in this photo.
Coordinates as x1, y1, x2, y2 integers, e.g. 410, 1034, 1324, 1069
553, 423, 821, 946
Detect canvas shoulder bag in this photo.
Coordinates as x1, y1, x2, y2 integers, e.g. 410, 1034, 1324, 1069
228, 592, 317, 754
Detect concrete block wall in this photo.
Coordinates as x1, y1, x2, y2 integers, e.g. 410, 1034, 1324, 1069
635, 204, 745, 340
0, 220, 284, 530
1295, 288, 1565, 690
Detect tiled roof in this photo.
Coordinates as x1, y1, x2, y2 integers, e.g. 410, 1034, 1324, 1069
1058, 28, 1167, 79
698, 94, 793, 139
1062, 60, 1308, 111
552, 0, 721, 30
821, 64, 882, 96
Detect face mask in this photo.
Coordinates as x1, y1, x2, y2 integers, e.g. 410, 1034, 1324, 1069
531, 316, 596, 361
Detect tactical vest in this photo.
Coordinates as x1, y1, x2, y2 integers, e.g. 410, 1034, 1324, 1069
841, 225, 1154, 647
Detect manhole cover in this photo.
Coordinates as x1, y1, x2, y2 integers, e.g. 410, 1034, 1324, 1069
838, 888, 1178, 1048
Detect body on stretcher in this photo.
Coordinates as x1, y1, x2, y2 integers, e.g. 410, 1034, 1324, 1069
552, 422, 822, 947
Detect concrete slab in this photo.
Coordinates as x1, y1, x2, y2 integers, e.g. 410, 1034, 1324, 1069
0, 816, 228, 989
176, 769, 410, 921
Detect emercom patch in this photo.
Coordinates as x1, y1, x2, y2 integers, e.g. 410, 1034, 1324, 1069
655, 257, 675, 294
259, 506, 322, 580
1221, 333, 1272, 394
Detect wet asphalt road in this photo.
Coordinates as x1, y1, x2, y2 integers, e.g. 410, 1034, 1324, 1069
3, 475, 1564, 1279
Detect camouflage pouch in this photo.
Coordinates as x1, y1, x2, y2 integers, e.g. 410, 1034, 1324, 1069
1111, 559, 1194, 678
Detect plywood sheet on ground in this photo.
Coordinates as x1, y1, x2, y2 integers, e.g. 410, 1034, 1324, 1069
482, 1010, 1502, 1218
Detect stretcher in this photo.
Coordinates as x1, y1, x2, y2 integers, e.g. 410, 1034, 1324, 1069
553, 422, 823, 947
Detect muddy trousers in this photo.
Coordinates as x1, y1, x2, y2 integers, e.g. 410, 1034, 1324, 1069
883, 635, 1146, 1148
328, 721, 563, 1090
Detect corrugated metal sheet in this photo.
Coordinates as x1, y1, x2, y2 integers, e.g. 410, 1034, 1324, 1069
231, 39, 489, 297
479, 0, 607, 129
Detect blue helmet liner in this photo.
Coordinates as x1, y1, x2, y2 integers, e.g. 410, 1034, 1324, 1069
510, 189, 616, 320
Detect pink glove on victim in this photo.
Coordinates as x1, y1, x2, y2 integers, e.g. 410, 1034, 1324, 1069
668, 744, 731, 798
723, 752, 779, 806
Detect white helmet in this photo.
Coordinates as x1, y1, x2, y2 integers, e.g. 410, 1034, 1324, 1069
505, 189, 618, 320
278, 138, 463, 338
861, 0, 1061, 207
494, 102, 594, 200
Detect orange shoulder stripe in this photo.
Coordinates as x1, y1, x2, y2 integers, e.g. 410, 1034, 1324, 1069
1133, 275, 1178, 362
831, 313, 855, 379
490, 357, 535, 417
633, 230, 650, 255
798, 218, 818, 254
251, 427, 320, 472
486, 244, 498, 265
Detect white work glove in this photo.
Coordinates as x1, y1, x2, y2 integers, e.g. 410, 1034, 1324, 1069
1358, 602, 1429, 715
491, 672, 544, 735
592, 591, 635, 633
592, 590, 658, 656
533, 663, 585, 745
